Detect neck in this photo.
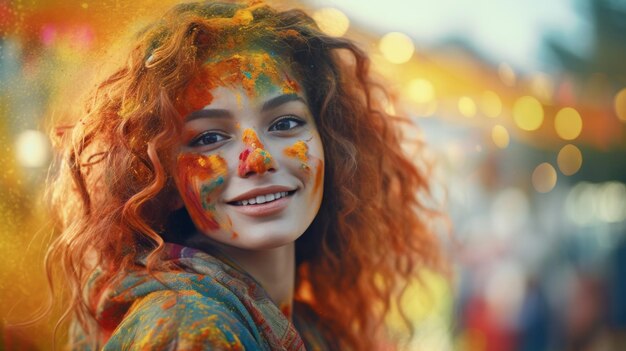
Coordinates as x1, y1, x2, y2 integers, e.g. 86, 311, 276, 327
185, 234, 295, 319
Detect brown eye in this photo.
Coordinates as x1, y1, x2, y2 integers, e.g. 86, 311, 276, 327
269, 116, 305, 132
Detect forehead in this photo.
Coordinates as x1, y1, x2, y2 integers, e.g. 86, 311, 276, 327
179, 49, 301, 116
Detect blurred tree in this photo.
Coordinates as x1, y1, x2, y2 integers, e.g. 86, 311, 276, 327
547, 0, 626, 88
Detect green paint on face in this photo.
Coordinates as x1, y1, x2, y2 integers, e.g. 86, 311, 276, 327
254, 73, 275, 96
200, 176, 224, 210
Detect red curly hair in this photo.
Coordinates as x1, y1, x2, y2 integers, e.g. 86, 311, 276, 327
46, 1, 445, 349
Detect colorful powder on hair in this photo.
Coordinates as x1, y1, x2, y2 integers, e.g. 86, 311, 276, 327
238, 128, 273, 176
283, 140, 310, 171
176, 153, 228, 232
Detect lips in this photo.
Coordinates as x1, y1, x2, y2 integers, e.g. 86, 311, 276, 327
230, 190, 296, 206
228, 193, 295, 218
226, 185, 296, 205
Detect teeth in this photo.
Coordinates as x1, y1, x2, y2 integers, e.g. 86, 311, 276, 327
234, 191, 292, 206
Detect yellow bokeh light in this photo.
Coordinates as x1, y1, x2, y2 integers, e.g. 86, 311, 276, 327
414, 101, 438, 117
513, 96, 544, 131
15, 129, 51, 168
481, 90, 502, 118
458, 96, 476, 117
407, 79, 435, 104
532, 163, 557, 193
498, 63, 516, 87
615, 88, 626, 122
554, 107, 583, 140
557, 144, 583, 176
312, 8, 350, 37
491, 125, 510, 149
530, 72, 554, 101
379, 32, 415, 64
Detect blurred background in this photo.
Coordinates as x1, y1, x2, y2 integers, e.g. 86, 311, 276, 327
1, 0, 625, 350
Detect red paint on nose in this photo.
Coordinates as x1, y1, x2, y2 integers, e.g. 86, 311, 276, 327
239, 148, 251, 162
238, 148, 251, 176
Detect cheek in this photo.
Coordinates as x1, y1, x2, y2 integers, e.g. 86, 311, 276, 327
283, 140, 311, 172
283, 138, 325, 197
312, 158, 324, 196
175, 153, 229, 233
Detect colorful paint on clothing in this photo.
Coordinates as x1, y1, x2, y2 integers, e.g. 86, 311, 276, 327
175, 153, 230, 232
238, 128, 273, 176
70, 243, 332, 350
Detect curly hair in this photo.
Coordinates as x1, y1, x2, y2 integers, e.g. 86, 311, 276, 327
46, 1, 445, 349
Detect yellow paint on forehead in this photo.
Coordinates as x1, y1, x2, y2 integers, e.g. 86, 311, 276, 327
204, 52, 298, 97
180, 52, 300, 117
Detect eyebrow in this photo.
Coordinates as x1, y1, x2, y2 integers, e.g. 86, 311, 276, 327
185, 109, 232, 122
184, 94, 305, 122
261, 93, 305, 112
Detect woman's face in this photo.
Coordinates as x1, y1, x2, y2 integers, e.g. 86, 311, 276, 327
174, 51, 324, 250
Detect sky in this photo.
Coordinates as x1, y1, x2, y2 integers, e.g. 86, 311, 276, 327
304, 0, 591, 73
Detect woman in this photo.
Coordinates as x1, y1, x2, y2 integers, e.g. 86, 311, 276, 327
46, 1, 444, 349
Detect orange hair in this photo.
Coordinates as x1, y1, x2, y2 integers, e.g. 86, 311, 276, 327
46, 1, 445, 350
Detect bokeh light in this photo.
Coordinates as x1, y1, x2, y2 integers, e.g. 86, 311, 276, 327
554, 107, 583, 140
379, 32, 415, 64
530, 72, 554, 101
312, 7, 350, 37
480, 90, 502, 118
566, 182, 626, 225
14, 130, 51, 168
458, 96, 476, 118
498, 63, 516, 87
513, 96, 544, 131
615, 88, 626, 122
491, 125, 510, 149
532, 162, 557, 193
557, 144, 583, 176
566, 182, 596, 226
597, 182, 626, 223
407, 78, 435, 104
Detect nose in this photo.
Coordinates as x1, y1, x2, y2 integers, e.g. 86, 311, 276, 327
238, 128, 275, 177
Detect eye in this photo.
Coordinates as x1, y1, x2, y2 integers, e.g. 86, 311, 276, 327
189, 131, 230, 147
269, 116, 306, 132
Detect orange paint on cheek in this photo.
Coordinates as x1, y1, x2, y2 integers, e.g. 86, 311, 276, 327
176, 153, 228, 232
238, 128, 273, 176
283, 140, 310, 171
313, 159, 324, 195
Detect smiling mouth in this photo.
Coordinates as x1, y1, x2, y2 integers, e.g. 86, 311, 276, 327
228, 190, 297, 206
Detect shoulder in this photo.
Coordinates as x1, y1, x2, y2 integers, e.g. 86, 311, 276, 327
104, 290, 259, 350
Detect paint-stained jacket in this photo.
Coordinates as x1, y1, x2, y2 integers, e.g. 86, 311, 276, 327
72, 243, 330, 350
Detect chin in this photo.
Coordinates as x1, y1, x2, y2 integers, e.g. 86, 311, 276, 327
230, 226, 303, 251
